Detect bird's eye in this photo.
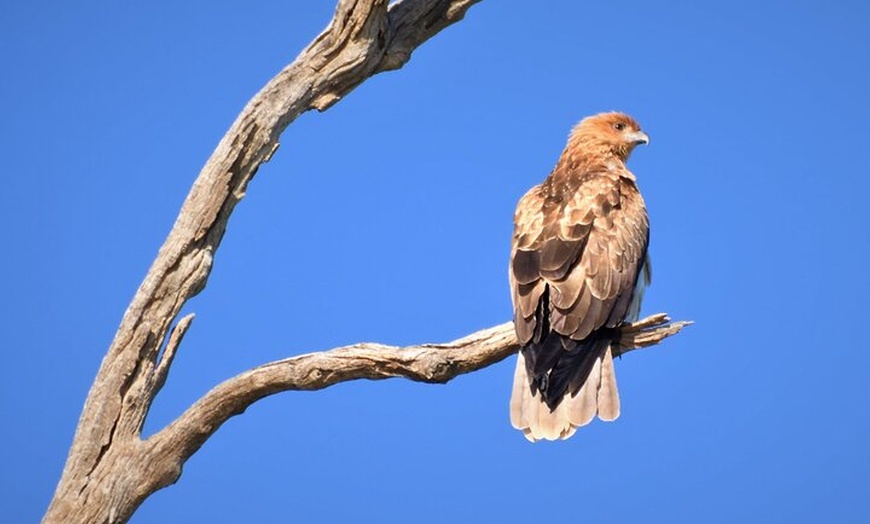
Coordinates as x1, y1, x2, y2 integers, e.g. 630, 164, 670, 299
613, 122, 626, 131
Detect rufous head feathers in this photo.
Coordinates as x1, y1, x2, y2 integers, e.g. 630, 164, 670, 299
568, 112, 650, 161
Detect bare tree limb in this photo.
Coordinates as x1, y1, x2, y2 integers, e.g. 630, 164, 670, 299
148, 313, 688, 466
43, 1, 482, 523
615, 313, 693, 350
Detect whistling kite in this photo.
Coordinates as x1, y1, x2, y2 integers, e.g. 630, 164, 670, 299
509, 112, 652, 441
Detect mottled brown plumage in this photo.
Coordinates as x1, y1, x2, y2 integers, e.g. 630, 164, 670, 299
509, 112, 652, 441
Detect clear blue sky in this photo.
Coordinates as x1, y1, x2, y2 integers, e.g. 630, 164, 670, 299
3, 1, 869, 522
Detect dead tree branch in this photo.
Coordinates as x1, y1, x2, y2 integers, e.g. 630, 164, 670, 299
42, 1, 481, 523
148, 314, 688, 465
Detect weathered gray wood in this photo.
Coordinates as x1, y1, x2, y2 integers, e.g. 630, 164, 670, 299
147, 314, 689, 467
42, 1, 482, 522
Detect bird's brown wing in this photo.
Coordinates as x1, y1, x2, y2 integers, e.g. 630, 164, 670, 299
509, 184, 548, 346
510, 173, 649, 345
510, 171, 650, 440
549, 174, 649, 340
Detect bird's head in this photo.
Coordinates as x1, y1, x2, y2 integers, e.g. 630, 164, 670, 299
569, 112, 650, 161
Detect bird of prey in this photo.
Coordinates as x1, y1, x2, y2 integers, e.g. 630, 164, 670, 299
509, 112, 652, 441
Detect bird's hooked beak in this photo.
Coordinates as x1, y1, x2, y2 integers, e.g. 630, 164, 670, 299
628, 130, 650, 146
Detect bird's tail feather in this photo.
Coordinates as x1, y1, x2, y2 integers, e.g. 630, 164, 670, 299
509, 344, 620, 442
